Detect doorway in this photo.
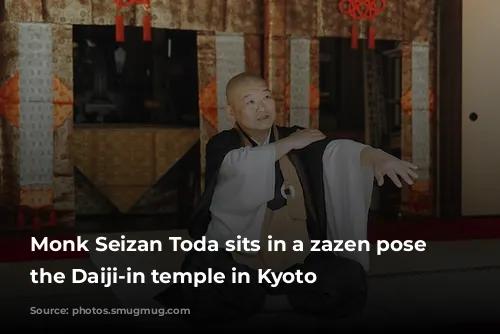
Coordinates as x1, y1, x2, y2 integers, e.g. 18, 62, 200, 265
461, 0, 500, 216
319, 37, 402, 218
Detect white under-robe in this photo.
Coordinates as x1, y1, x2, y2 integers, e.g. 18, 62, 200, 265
205, 136, 374, 271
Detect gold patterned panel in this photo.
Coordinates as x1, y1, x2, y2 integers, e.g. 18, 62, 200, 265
197, 32, 217, 189
1, 0, 43, 22
372, 0, 403, 41
140, 0, 229, 31
72, 127, 96, 180
0, 123, 20, 213
53, 118, 73, 177
286, 0, 317, 36
0, 23, 19, 86
244, 34, 262, 74
178, 0, 225, 31
52, 24, 73, 89
225, 0, 262, 34
309, 37, 320, 129
95, 130, 156, 186
147, 0, 181, 29
317, 0, 353, 38
402, 0, 436, 42
155, 128, 201, 180
43, 0, 92, 25
0, 22, 20, 228
264, 0, 287, 126
73, 126, 199, 213
51, 24, 75, 223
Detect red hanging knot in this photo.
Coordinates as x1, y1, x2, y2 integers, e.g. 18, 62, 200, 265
115, 0, 152, 42
339, 0, 386, 49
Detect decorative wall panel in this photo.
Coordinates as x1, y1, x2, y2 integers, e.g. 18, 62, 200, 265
0, 22, 74, 229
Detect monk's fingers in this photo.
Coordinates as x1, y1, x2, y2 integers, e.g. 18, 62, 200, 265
387, 170, 402, 188
393, 164, 417, 182
400, 159, 418, 170
395, 169, 414, 185
374, 170, 384, 186
405, 167, 419, 179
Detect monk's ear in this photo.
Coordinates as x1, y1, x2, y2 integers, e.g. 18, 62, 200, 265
227, 105, 235, 120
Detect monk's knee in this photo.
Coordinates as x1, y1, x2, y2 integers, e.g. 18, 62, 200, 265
180, 250, 267, 323
320, 257, 368, 316
288, 255, 367, 317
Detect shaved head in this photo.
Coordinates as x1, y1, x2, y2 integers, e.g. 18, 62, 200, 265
226, 72, 267, 107
224, 72, 276, 138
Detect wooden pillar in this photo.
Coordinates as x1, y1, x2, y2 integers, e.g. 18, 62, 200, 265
264, 0, 287, 126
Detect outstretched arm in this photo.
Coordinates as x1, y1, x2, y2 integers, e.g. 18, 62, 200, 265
321, 139, 375, 271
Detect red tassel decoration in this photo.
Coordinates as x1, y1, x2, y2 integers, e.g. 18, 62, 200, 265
368, 25, 376, 49
351, 25, 358, 49
17, 210, 25, 228
116, 14, 125, 42
143, 14, 152, 41
49, 210, 56, 227
32, 210, 41, 230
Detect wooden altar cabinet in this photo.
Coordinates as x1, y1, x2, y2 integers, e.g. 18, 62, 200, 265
0, 0, 437, 230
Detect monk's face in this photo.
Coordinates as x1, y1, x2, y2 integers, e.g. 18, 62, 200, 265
227, 79, 276, 132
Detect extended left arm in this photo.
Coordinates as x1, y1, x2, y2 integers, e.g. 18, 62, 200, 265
321, 140, 374, 271
319, 140, 418, 271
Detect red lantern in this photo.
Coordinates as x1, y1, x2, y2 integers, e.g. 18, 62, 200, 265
339, 0, 386, 49
115, 0, 152, 42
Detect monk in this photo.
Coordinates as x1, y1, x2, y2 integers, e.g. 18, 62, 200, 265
155, 72, 418, 324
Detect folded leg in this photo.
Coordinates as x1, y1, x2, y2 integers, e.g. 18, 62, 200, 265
286, 252, 367, 318
156, 249, 267, 324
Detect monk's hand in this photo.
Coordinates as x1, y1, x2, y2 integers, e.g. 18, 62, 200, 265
287, 129, 326, 150
361, 147, 418, 188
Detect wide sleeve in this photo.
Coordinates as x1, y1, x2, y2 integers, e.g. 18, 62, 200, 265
322, 139, 374, 271
211, 145, 276, 215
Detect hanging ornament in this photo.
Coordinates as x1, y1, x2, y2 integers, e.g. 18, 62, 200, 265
339, 0, 386, 49
115, 0, 152, 42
